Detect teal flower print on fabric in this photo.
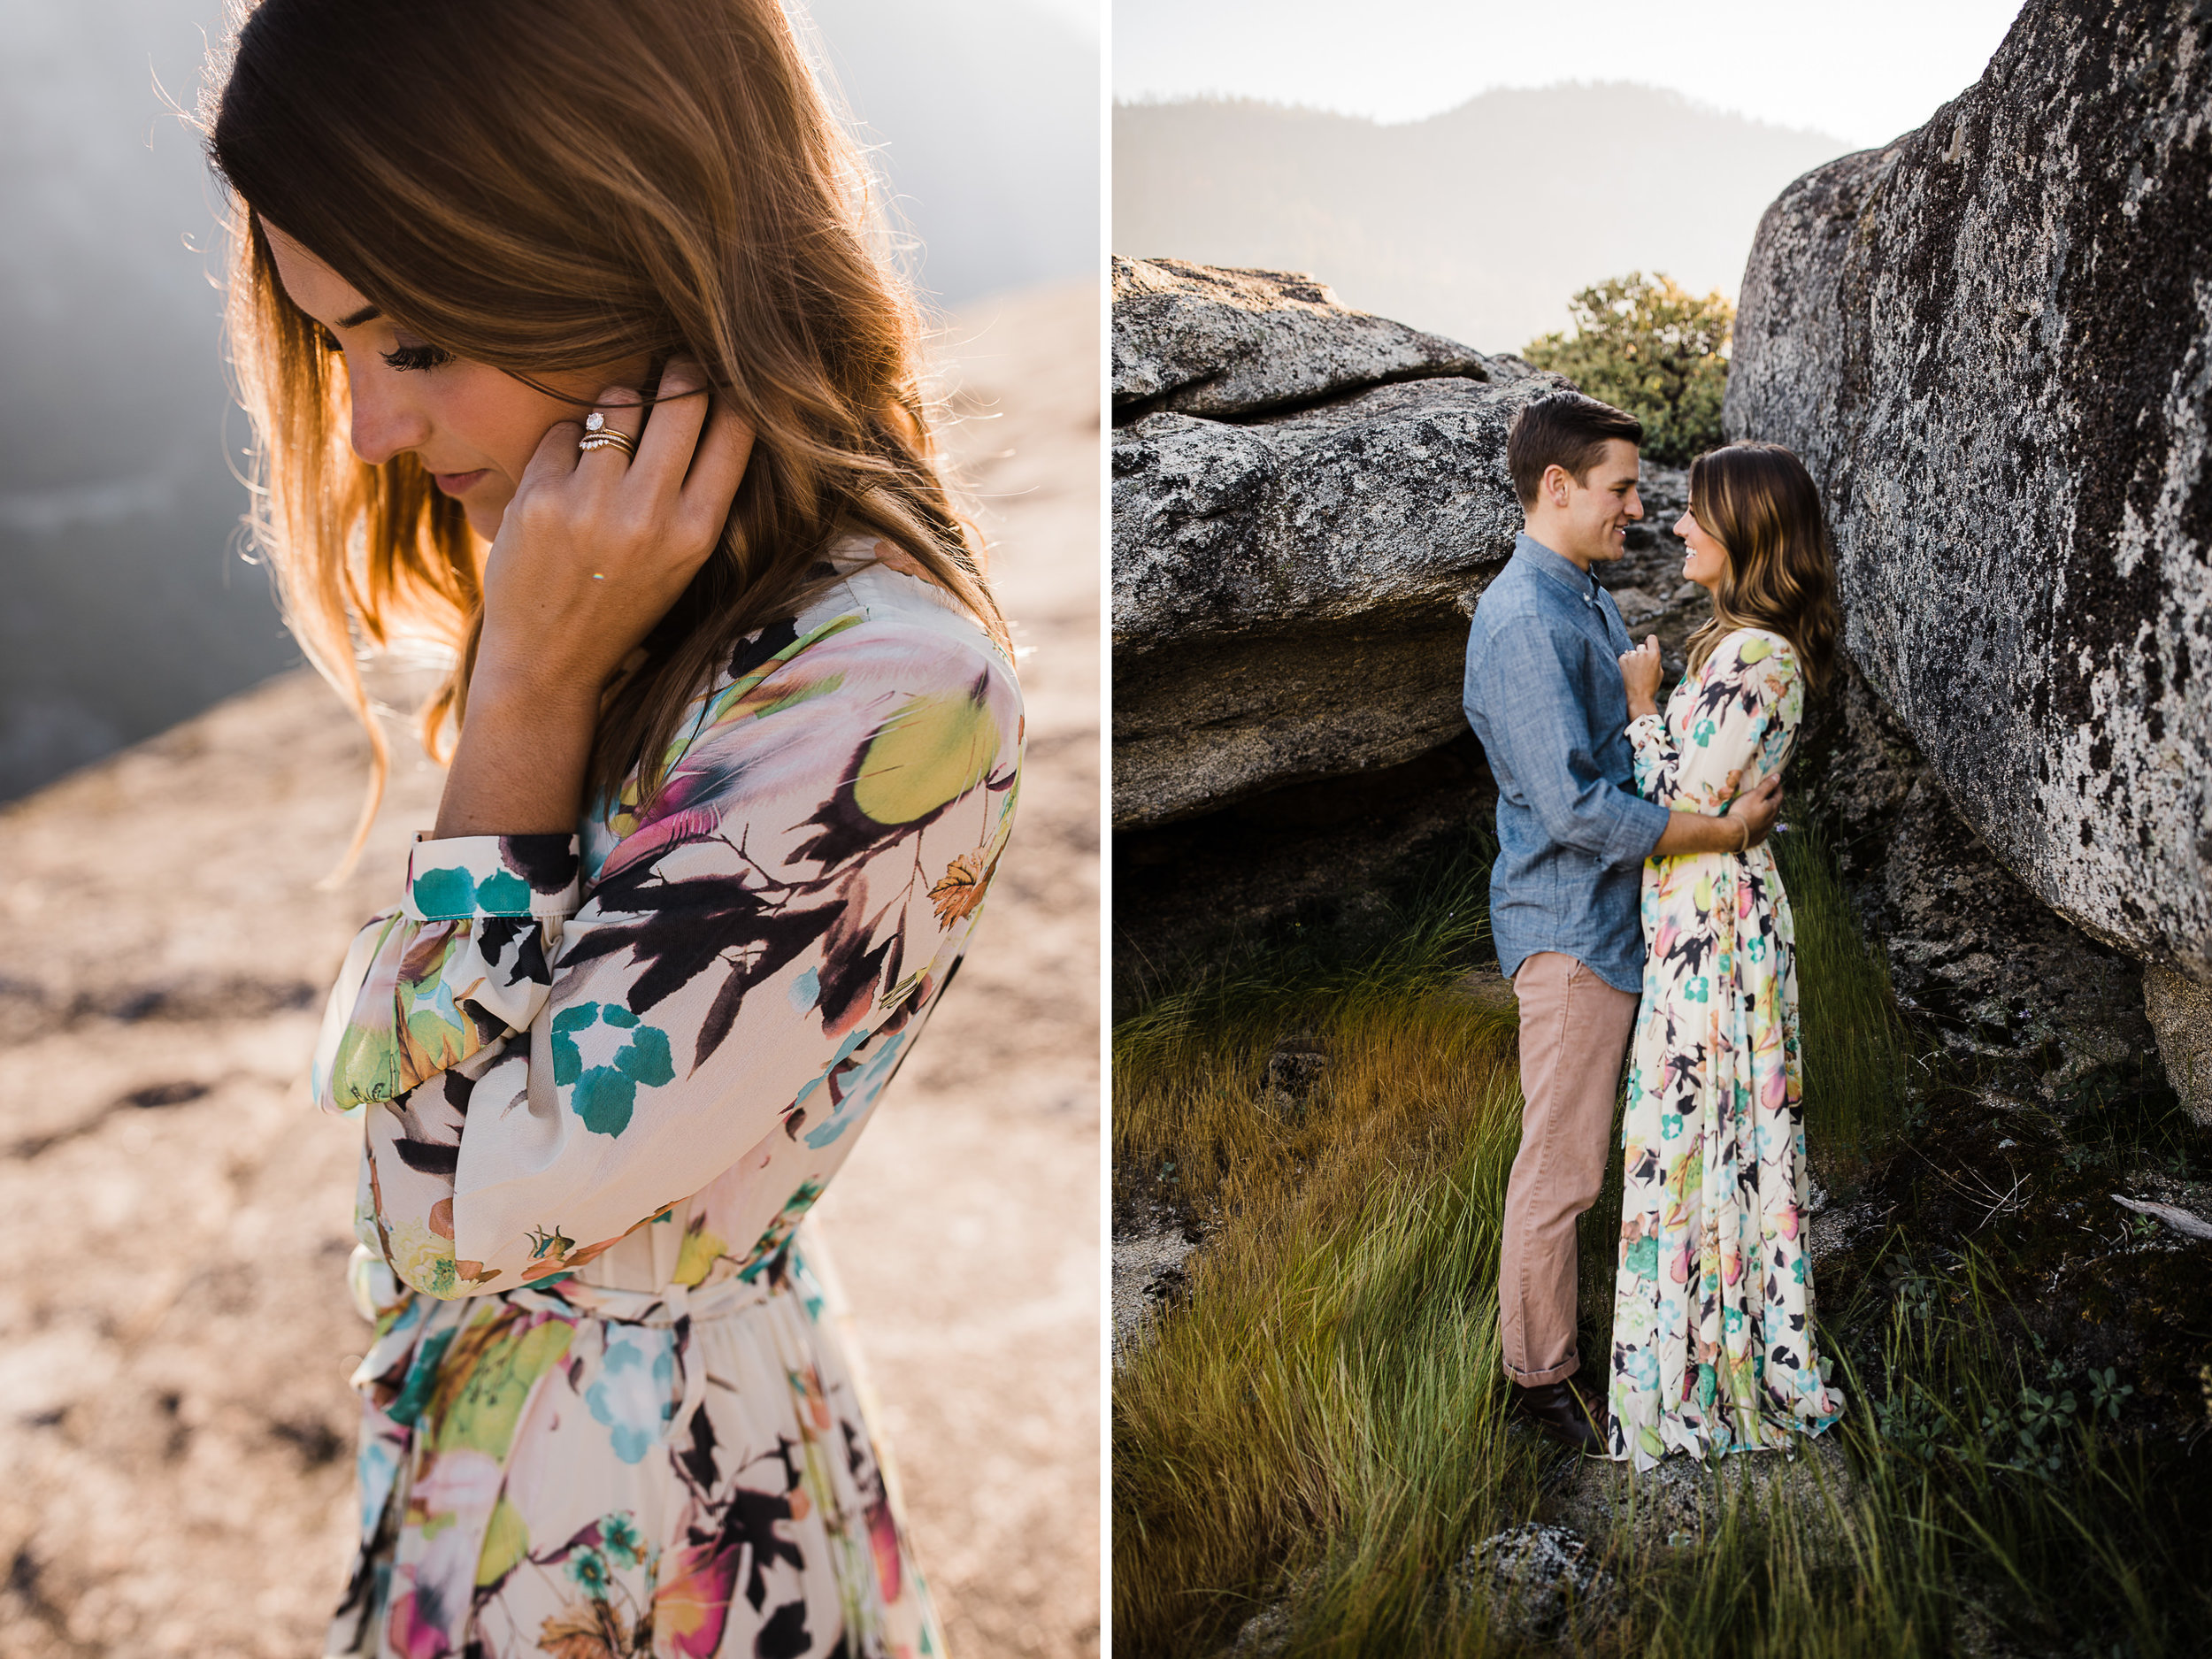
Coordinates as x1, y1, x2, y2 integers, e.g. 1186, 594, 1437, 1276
598, 1511, 644, 1570
550, 1002, 676, 1137
585, 1329, 678, 1464
566, 1548, 612, 1596
413, 864, 530, 919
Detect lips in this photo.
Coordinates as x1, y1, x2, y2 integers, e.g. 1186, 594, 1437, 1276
431, 469, 488, 495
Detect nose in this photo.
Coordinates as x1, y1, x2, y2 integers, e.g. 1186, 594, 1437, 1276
343, 363, 432, 467
1624, 488, 1644, 519
1673, 512, 1694, 539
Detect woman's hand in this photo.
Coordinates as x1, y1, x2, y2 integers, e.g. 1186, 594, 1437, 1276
431, 360, 752, 840
1619, 634, 1663, 721
472, 359, 754, 703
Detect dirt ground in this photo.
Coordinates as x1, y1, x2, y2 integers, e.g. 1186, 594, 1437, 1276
0, 281, 1101, 1658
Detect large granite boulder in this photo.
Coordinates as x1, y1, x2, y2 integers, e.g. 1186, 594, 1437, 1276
1112, 256, 1489, 419
1794, 662, 2156, 1087
1112, 257, 1568, 830
1724, 0, 2212, 988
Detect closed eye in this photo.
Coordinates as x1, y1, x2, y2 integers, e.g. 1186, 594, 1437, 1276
381, 341, 456, 373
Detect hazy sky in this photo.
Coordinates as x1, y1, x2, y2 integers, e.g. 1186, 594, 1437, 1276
1025, 0, 1100, 40
1115, 0, 2030, 148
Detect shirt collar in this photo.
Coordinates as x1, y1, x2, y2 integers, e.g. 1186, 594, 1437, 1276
1514, 532, 1602, 608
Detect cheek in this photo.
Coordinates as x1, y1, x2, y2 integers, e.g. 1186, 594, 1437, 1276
442, 365, 566, 476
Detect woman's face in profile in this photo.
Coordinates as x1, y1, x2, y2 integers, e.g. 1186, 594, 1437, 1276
264, 222, 649, 541
1674, 506, 1731, 590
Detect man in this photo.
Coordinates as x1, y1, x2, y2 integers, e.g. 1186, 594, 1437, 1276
1463, 393, 1780, 1453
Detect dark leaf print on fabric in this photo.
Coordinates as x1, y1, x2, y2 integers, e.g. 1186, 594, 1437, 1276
393, 1138, 459, 1176
676, 1400, 720, 1494
757, 1600, 815, 1659
716, 1474, 806, 1613
498, 833, 581, 895
811, 878, 901, 1038
726, 618, 802, 682
565, 864, 855, 1071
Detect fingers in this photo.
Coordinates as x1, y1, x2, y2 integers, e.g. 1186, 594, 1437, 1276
1744, 781, 1784, 841
576, 384, 646, 471
524, 415, 589, 483
677, 396, 755, 541
628, 358, 712, 493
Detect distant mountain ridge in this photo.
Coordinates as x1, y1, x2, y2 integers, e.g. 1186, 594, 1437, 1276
1113, 84, 1857, 353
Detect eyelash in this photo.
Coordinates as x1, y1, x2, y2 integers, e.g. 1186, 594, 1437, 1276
380, 342, 456, 373
311, 326, 454, 373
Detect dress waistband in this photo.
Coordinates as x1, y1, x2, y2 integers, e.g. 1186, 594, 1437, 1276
509, 1268, 787, 1327
346, 1243, 810, 1462
348, 1242, 793, 1330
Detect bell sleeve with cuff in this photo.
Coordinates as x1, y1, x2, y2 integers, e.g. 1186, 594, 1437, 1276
309, 614, 1020, 1302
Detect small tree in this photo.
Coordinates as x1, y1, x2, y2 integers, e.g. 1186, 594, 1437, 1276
1523, 273, 1733, 465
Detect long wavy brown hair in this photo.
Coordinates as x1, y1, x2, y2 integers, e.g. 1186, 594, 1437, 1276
203, 0, 1004, 869
1685, 442, 1840, 693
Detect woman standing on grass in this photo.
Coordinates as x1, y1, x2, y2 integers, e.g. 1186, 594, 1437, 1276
1609, 443, 1844, 1469
207, 1, 1019, 1652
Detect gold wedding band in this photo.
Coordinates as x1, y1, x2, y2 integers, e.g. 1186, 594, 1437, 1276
579, 411, 638, 459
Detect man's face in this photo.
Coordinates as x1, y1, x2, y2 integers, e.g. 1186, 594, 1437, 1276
1544, 439, 1643, 565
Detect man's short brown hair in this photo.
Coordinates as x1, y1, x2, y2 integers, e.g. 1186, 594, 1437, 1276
1506, 394, 1643, 508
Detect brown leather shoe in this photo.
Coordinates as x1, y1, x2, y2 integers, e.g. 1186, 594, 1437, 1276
1509, 1375, 1609, 1454
1565, 1367, 1609, 1426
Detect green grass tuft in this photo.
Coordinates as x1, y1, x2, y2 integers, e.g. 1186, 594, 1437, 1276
1114, 821, 2212, 1658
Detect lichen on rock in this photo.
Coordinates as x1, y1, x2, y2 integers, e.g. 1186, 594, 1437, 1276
1725, 0, 2212, 992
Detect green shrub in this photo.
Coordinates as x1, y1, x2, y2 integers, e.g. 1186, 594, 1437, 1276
1524, 273, 1733, 465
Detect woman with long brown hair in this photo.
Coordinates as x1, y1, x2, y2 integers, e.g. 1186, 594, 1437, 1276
1607, 442, 1845, 1468
204, 1, 1019, 1651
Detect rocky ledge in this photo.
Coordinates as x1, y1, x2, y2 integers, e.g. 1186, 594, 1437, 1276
1112, 257, 1569, 837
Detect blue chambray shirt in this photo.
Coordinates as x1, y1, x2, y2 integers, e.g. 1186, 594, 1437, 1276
1463, 533, 1673, 992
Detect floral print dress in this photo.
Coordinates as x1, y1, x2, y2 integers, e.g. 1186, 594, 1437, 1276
1607, 627, 1844, 1470
309, 545, 1020, 1657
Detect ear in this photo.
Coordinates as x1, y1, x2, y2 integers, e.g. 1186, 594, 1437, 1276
1542, 463, 1572, 506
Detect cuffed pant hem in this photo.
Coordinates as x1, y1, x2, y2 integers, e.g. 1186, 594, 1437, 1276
1505, 1354, 1581, 1386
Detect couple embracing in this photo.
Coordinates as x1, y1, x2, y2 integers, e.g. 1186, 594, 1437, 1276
1463, 393, 1847, 1467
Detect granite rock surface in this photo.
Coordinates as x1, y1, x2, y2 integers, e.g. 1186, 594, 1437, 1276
1725, 0, 2212, 984
1111, 256, 1491, 420
1112, 257, 1569, 830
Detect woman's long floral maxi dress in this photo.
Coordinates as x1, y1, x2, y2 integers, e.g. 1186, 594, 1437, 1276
309, 549, 1019, 1658
1607, 627, 1844, 1470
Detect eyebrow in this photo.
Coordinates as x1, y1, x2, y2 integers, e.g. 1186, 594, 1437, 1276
336, 303, 380, 328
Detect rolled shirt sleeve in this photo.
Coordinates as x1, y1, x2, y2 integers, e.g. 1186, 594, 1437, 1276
1474, 621, 1671, 871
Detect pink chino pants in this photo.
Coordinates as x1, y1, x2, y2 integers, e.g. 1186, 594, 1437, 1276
1500, 950, 1640, 1386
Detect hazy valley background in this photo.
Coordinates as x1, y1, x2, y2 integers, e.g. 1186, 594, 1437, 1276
0, 0, 1098, 802
1113, 84, 1855, 353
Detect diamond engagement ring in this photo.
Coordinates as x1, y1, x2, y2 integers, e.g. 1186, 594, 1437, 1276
578, 411, 638, 459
